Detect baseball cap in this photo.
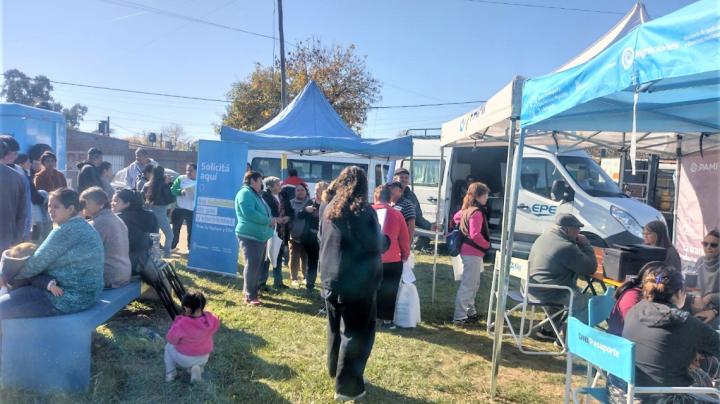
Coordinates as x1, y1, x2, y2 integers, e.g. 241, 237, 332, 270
394, 167, 410, 176
555, 213, 584, 228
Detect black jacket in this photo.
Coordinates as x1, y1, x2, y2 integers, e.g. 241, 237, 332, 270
622, 300, 720, 387
118, 208, 159, 271
318, 198, 389, 301
76, 161, 103, 194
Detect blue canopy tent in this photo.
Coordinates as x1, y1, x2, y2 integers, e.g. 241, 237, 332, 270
220, 80, 413, 160
488, 0, 720, 400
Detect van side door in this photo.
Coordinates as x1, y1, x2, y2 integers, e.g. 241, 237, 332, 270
514, 157, 564, 243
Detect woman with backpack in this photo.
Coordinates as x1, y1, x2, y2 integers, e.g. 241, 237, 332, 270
452, 182, 491, 326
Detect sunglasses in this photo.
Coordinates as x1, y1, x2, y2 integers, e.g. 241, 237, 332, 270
702, 242, 719, 248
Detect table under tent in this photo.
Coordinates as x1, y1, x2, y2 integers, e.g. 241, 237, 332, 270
481, 0, 718, 399
220, 80, 412, 195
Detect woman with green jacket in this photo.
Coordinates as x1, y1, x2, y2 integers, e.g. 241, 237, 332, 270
235, 171, 275, 306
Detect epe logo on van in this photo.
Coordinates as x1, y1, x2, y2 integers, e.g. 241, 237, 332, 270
530, 204, 557, 217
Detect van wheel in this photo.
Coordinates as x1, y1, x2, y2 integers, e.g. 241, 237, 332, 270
582, 232, 608, 248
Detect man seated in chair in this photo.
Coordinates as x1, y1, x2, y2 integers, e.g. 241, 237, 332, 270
527, 213, 597, 341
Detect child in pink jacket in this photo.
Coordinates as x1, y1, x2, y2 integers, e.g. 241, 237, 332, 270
165, 290, 220, 383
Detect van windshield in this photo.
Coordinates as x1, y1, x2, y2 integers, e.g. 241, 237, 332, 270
558, 156, 624, 197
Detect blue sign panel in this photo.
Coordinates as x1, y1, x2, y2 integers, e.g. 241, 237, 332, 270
188, 140, 248, 275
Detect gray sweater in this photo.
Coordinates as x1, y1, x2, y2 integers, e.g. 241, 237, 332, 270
695, 256, 720, 307
528, 226, 597, 302
90, 208, 131, 288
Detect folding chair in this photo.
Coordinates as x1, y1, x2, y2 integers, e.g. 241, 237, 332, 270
585, 287, 616, 391
487, 254, 575, 355
565, 317, 720, 404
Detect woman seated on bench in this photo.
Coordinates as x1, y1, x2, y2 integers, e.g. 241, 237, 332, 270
80, 187, 131, 289
111, 189, 158, 275
0, 188, 104, 320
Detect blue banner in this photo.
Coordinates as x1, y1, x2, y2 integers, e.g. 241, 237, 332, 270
188, 140, 248, 275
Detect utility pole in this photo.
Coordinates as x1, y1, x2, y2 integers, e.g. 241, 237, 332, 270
277, 0, 288, 109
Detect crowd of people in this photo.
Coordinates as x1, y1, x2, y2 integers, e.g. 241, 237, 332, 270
1, 134, 717, 401
0, 141, 198, 319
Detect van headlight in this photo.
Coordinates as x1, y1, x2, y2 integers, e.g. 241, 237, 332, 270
610, 205, 643, 239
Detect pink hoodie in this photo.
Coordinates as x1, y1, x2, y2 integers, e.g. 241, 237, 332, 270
452, 209, 491, 257
166, 311, 220, 356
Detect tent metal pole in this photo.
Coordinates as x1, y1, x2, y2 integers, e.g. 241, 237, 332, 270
672, 135, 682, 244
486, 124, 517, 330
431, 145, 445, 304
490, 122, 525, 399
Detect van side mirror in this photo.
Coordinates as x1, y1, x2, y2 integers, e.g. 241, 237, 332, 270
551, 180, 574, 202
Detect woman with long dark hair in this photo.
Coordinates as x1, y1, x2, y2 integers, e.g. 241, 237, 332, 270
143, 165, 175, 257
451, 182, 491, 326
607, 263, 653, 336
319, 166, 388, 402
643, 220, 682, 271
0, 188, 104, 319
112, 189, 158, 274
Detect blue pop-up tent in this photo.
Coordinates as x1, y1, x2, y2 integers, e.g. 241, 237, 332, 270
220, 81, 413, 159
488, 0, 720, 400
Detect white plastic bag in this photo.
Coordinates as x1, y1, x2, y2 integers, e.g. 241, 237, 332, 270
394, 281, 421, 328
401, 259, 416, 284
266, 229, 282, 265
452, 255, 464, 281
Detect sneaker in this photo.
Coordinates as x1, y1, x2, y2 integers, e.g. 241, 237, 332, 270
165, 371, 176, 382
275, 283, 290, 290
466, 314, 480, 324
246, 298, 262, 306
453, 318, 477, 327
335, 391, 366, 402
381, 321, 397, 330
190, 365, 203, 383
534, 328, 557, 341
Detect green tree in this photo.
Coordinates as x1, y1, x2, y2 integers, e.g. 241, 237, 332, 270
222, 39, 381, 133
1, 69, 88, 129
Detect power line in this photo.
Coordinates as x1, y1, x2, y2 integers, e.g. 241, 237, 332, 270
96, 0, 298, 47
462, 0, 623, 15
51, 80, 229, 103
49, 79, 486, 109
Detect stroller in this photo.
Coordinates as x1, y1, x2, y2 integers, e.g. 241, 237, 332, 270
134, 233, 187, 319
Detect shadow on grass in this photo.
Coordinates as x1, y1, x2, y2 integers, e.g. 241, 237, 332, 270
364, 384, 435, 403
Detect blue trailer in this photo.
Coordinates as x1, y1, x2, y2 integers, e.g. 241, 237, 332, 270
0, 103, 67, 171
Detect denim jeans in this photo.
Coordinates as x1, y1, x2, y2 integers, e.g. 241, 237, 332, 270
260, 241, 285, 287
0, 286, 59, 320
151, 205, 173, 256
238, 236, 267, 300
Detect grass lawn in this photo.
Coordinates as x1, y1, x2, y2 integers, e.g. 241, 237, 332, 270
0, 252, 580, 403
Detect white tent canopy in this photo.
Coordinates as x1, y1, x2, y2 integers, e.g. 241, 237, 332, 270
440, 2, 654, 151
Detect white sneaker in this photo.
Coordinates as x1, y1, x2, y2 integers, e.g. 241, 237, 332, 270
190, 365, 203, 383
335, 391, 366, 402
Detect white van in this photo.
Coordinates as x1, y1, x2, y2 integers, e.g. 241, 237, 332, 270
400, 137, 665, 257
247, 150, 390, 196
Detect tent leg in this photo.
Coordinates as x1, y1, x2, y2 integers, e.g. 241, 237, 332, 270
431, 146, 445, 305
672, 135, 682, 244
487, 124, 518, 330
490, 122, 525, 399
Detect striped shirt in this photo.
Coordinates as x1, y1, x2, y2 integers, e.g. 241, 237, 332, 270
394, 197, 416, 222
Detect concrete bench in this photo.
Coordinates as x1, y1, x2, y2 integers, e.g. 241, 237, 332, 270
1, 280, 141, 393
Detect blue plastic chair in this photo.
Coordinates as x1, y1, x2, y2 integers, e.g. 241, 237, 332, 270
588, 286, 615, 328
564, 317, 720, 404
